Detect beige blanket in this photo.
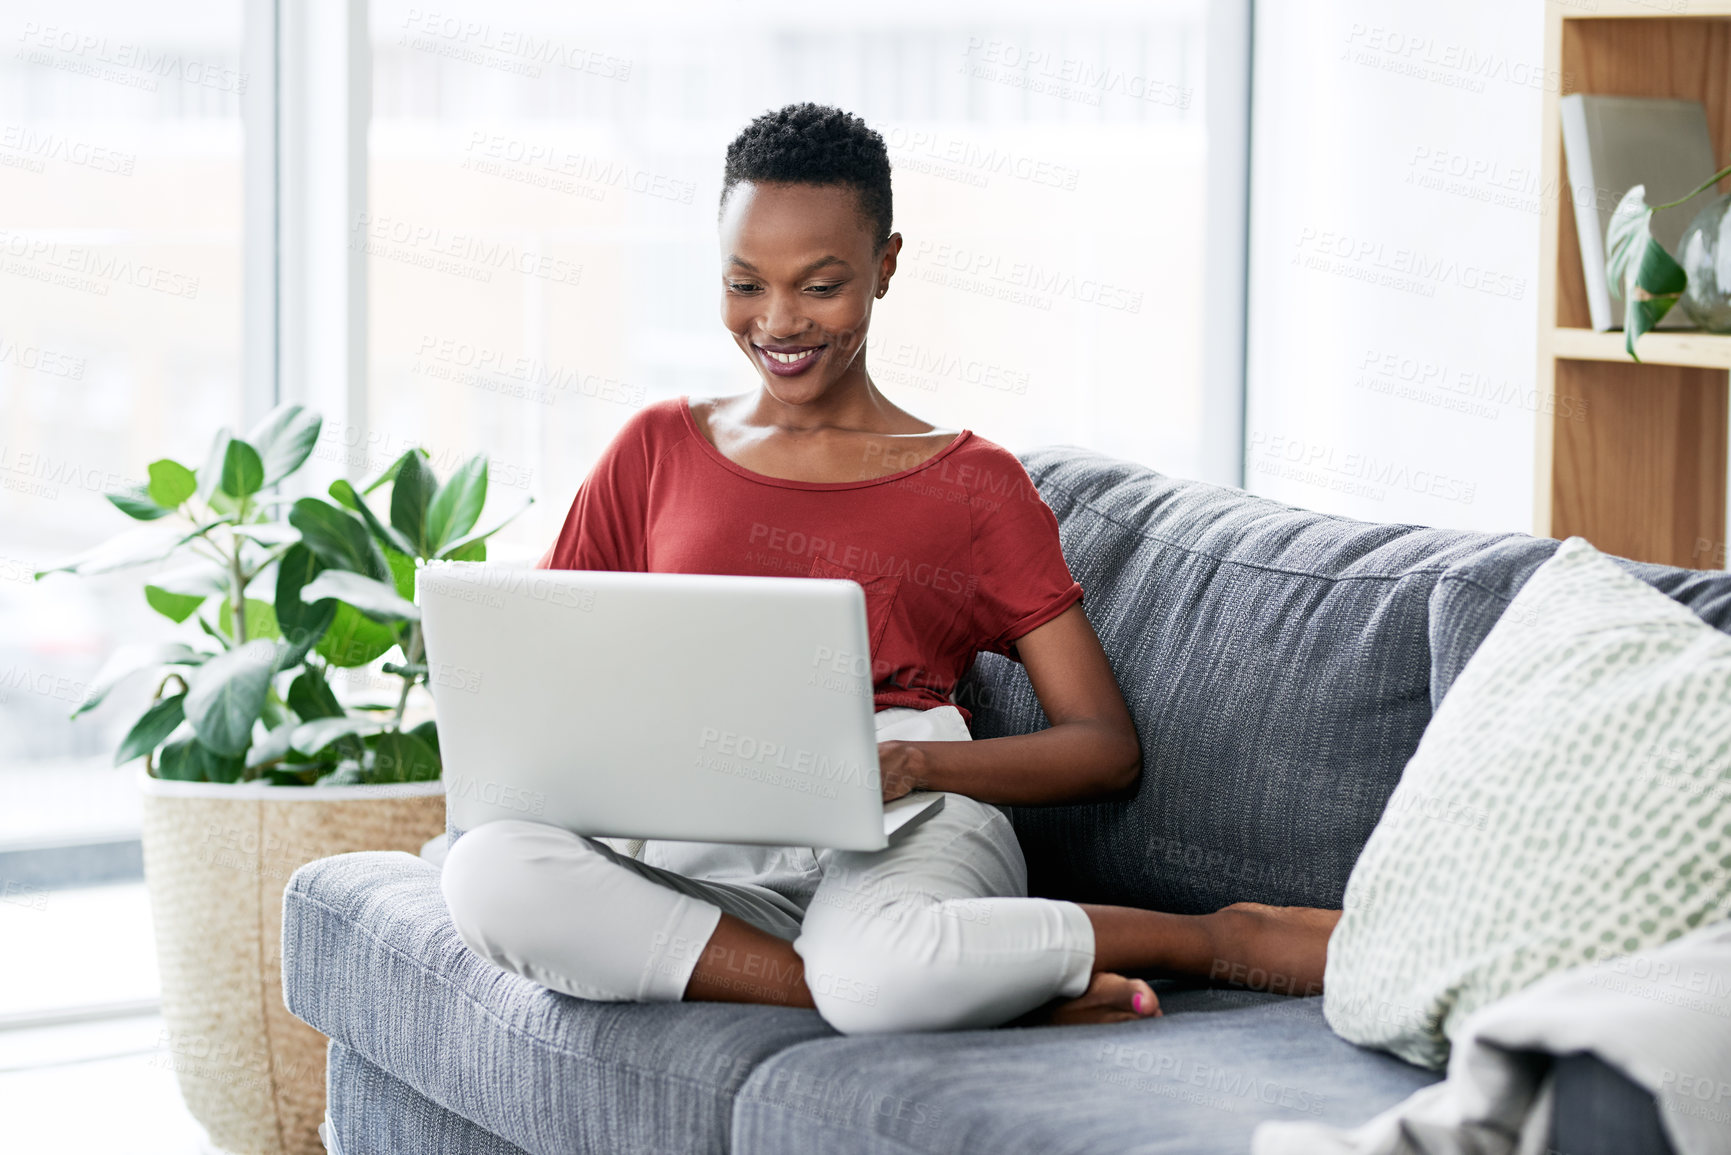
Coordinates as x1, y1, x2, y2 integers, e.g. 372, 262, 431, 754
1254, 920, 1731, 1155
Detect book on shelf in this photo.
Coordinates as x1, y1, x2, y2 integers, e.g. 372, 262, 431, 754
1560, 94, 1715, 332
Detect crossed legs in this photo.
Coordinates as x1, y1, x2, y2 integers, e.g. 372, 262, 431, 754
441, 802, 1340, 1034
682, 900, 1340, 1027
443, 797, 1093, 1034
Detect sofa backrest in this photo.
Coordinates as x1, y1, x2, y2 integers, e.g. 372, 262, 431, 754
960, 447, 1731, 915
1428, 536, 1731, 705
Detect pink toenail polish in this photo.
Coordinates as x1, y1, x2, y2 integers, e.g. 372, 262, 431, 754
1132, 992, 1144, 1014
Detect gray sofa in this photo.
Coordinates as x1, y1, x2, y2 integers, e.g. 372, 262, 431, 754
284, 446, 1731, 1154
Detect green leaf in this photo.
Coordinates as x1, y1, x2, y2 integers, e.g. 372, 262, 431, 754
146, 460, 197, 509
1627, 295, 1678, 360
261, 686, 291, 729
438, 494, 533, 560
172, 516, 238, 553
155, 736, 245, 783
408, 718, 440, 760
370, 729, 442, 783
1627, 238, 1689, 360
446, 539, 486, 562
291, 714, 383, 755
330, 478, 416, 556
214, 597, 282, 641
301, 571, 421, 622
154, 737, 200, 780
385, 548, 417, 600
390, 450, 437, 555
145, 585, 205, 623
71, 642, 206, 718
1606, 184, 1691, 361
183, 639, 278, 756
246, 404, 322, 485
36, 525, 184, 578
246, 722, 298, 769
1606, 184, 1652, 296
287, 667, 344, 721
115, 694, 186, 765
267, 765, 327, 785
315, 602, 397, 668
195, 427, 233, 503
288, 498, 390, 581
274, 543, 337, 665
362, 447, 428, 496
318, 761, 367, 786
220, 439, 266, 498
196, 614, 231, 651
231, 523, 299, 546
106, 484, 172, 522
424, 455, 488, 556
151, 561, 229, 598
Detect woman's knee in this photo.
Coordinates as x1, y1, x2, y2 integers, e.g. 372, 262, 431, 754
439, 820, 592, 963
797, 905, 966, 1035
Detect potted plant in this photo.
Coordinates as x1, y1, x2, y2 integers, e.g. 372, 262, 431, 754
1608, 158, 1731, 359
36, 404, 531, 1155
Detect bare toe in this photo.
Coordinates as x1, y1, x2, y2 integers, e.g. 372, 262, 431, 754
1029, 973, 1161, 1027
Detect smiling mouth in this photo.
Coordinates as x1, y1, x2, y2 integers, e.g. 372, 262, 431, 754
755, 344, 826, 373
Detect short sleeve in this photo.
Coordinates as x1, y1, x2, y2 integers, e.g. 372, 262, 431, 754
968, 450, 1084, 661
534, 406, 661, 572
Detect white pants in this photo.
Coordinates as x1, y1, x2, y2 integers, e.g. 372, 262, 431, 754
440, 706, 1097, 1034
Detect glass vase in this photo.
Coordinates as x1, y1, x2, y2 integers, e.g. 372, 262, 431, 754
1678, 191, 1731, 332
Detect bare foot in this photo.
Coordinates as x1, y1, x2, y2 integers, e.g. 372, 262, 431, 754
1020, 972, 1161, 1027
1208, 903, 1341, 997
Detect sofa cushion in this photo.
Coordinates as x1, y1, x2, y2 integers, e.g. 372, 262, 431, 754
730, 989, 1440, 1155
282, 851, 837, 1155
963, 447, 1526, 914
1428, 537, 1731, 707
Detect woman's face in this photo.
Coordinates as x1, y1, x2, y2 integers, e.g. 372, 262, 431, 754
719, 181, 897, 406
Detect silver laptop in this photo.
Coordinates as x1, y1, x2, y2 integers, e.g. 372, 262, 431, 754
418, 563, 944, 851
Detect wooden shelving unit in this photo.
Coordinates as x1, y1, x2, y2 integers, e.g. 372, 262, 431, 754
1536, 1, 1731, 568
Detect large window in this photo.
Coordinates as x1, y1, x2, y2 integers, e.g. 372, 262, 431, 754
1, 0, 1244, 1031
0, 0, 244, 1106
0, 2, 243, 784
365, 0, 1232, 562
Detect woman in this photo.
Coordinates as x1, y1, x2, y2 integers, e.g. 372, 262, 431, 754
441, 103, 1336, 1033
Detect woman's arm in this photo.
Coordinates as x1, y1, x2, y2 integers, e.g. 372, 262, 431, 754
878, 603, 1141, 805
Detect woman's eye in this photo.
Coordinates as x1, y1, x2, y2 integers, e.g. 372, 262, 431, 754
806, 284, 840, 295
728, 282, 759, 293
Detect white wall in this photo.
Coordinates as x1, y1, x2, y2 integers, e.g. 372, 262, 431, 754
1245, 0, 1547, 533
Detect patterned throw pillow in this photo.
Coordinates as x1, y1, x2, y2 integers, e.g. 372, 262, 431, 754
1324, 536, 1731, 1068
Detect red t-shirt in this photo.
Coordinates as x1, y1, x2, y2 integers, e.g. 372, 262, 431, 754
535, 397, 1083, 724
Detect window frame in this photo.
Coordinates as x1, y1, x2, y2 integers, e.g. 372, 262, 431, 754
247, 0, 1254, 488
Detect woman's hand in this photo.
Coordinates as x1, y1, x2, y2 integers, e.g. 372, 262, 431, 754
878, 740, 928, 802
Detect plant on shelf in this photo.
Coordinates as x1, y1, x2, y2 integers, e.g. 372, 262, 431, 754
1608, 160, 1731, 361
36, 403, 531, 785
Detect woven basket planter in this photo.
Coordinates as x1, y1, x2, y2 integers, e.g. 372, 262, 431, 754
139, 772, 446, 1155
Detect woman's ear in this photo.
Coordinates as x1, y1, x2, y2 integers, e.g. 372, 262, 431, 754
876, 232, 902, 299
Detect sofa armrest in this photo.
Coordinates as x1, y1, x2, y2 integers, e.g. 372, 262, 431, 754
1551, 1052, 1674, 1155
281, 849, 837, 1155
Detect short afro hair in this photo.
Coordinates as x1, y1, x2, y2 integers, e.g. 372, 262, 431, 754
720, 103, 893, 249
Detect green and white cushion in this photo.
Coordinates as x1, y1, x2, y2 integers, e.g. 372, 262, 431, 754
1325, 536, 1731, 1068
